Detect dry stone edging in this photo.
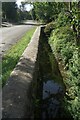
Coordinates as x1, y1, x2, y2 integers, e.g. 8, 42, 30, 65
2, 26, 41, 119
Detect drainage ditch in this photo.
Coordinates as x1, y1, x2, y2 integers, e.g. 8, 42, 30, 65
34, 27, 67, 119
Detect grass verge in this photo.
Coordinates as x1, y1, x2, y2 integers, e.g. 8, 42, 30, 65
2, 27, 36, 87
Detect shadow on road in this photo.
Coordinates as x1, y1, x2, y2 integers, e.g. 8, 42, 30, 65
15, 22, 45, 26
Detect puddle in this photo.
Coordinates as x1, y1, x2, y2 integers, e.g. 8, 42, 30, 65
43, 80, 64, 100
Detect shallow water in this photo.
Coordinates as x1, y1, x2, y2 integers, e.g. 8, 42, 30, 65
42, 79, 64, 119
43, 80, 64, 99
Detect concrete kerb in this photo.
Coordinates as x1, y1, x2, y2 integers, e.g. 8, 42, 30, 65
2, 26, 41, 119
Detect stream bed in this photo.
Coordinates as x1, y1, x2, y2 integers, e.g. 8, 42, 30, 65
34, 27, 66, 119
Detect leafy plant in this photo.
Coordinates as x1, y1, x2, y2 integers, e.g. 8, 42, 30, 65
49, 20, 80, 119
44, 21, 56, 37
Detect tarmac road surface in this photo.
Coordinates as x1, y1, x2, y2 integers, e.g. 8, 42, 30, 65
0, 24, 34, 56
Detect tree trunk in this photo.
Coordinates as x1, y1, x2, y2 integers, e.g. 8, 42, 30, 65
77, 1, 80, 45
69, 2, 72, 11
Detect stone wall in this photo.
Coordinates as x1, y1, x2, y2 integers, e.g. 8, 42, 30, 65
2, 27, 41, 119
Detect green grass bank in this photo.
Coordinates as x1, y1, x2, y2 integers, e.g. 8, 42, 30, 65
2, 27, 36, 87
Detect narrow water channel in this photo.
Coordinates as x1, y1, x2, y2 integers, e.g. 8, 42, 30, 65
34, 27, 66, 119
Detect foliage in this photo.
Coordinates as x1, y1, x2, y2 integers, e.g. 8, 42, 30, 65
2, 2, 18, 22
17, 9, 32, 21
49, 22, 80, 119
64, 2, 80, 44
44, 21, 56, 37
49, 25, 75, 54
56, 12, 71, 28
2, 27, 36, 87
2, 2, 32, 22
33, 2, 66, 23
17, 3, 32, 21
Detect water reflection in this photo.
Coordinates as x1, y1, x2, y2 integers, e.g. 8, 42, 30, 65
42, 80, 64, 119
43, 80, 63, 99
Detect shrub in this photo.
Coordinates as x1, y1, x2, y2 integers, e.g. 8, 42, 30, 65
56, 12, 70, 28
44, 21, 56, 37
49, 26, 75, 55
49, 24, 80, 119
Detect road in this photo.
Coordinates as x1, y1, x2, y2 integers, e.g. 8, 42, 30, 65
0, 24, 34, 56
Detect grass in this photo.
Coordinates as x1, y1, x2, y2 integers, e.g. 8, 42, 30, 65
2, 27, 36, 87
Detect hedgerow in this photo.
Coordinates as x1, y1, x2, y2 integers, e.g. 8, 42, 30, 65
48, 12, 80, 119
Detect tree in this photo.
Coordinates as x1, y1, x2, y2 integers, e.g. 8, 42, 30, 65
2, 2, 18, 22
17, 2, 32, 21
67, 2, 80, 45
32, 2, 67, 23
